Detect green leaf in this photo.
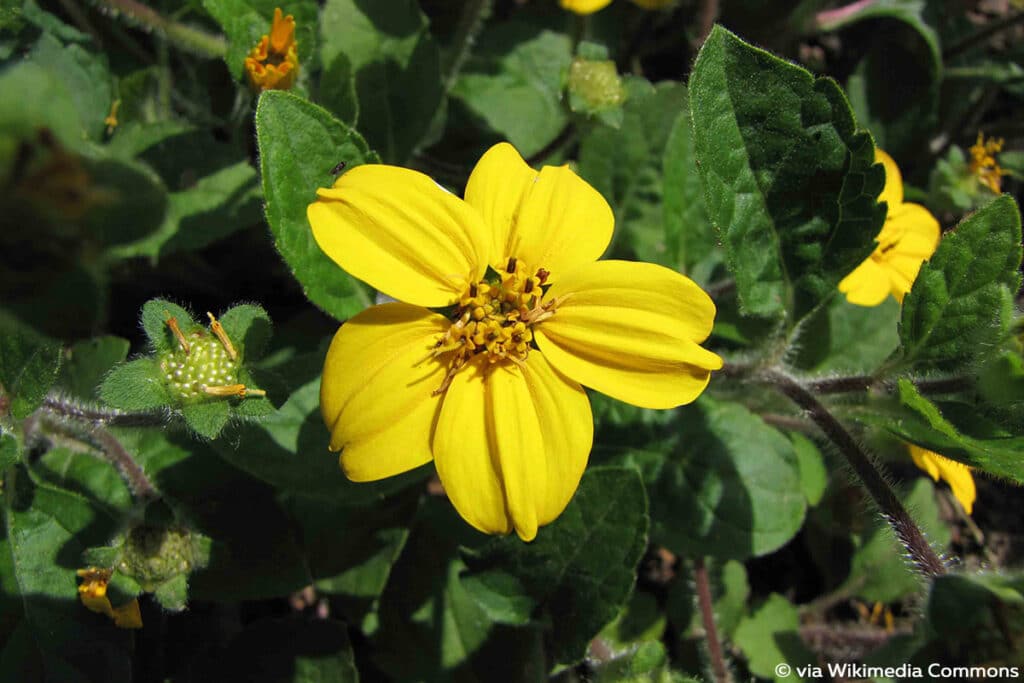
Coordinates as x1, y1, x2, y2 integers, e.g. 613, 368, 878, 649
0, 313, 62, 418
4, 469, 132, 682
29, 33, 112, 142
255, 90, 376, 321
734, 594, 815, 682
0, 431, 17, 470
218, 304, 272, 362
181, 401, 231, 439
862, 380, 1024, 483
663, 91, 718, 282
58, 336, 130, 401
109, 161, 261, 260
451, 22, 572, 158
141, 299, 200, 355
461, 466, 649, 666
841, 478, 949, 603
0, 62, 82, 147
373, 498, 544, 681
152, 573, 189, 612
646, 398, 806, 561
689, 26, 885, 320
320, 0, 442, 163
120, 430, 312, 600
791, 433, 827, 507
285, 492, 416, 626
211, 366, 429, 503
190, 617, 359, 682
794, 295, 901, 374
578, 79, 715, 277
926, 572, 1024, 666
899, 195, 1023, 370
99, 359, 172, 411
35, 448, 133, 519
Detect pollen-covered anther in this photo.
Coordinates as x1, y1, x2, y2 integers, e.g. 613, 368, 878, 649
165, 314, 191, 354
429, 262, 561, 392
207, 312, 238, 361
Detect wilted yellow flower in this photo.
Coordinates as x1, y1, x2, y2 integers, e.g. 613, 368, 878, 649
908, 445, 976, 515
559, 0, 673, 15
77, 568, 143, 629
839, 149, 941, 307
308, 143, 721, 541
244, 8, 298, 91
969, 132, 1008, 195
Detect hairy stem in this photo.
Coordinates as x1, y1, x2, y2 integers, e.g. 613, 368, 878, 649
760, 369, 947, 578
42, 395, 166, 428
93, 0, 226, 58
88, 427, 158, 501
806, 374, 971, 395
694, 557, 732, 683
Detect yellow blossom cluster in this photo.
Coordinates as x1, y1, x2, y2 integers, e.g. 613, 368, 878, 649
244, 8, 299, 91
969, 132, 1009, 194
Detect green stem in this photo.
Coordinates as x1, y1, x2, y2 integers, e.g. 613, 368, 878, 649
42, 395, 166, 428
94, 0, 226, 58
759, 369, 947, 579
806, 374, 971, 395
442, 0, 492, 93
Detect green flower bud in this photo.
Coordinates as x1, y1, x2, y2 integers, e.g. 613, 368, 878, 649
567, 58, 625, 112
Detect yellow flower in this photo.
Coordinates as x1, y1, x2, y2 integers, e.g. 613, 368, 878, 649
559, 0, 673, 15
969, 132, 1008, 195
244, 8, 299, 92
907, 445, 976, 515
838, 149, 941, 307
77, 568, 143, 629
307, 143, 721, 541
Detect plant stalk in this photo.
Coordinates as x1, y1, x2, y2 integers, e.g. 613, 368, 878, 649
760, 369, 947, 579
694, 557, 732, 683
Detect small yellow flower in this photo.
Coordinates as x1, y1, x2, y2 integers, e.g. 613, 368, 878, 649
77, 568, 143, 629
969, 132, 1008, 195
908, 444, 976, 515
244, 8, 299, 92
839, 149, 941, 307
307, 143, 722, 541
559, 0, 673, 15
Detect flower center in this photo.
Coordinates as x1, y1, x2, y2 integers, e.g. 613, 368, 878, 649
429, 257, 557, 395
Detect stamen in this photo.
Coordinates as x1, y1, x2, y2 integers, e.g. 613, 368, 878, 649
201, 384, 265, 398
506, 257, 517, 273
207, 312, 238, 361
165, 314, 191, 354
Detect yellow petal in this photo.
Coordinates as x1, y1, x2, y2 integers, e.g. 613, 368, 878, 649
308, 165, 490, 307
839, 257, 892, 307
269, 8, 295, 55
535, 260, 722, 409
908, 445, 976, 515
560, 0, 614, 14
321, 303, 448, 481
432, 355, 592, 541
464, 143, 540, 266
432, 358, 512, 537
889, 203, 941, 255
876, 148, 903, 210
509, 164, 613, 279
519, 352, 593, 527
111, 599, 143, 629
